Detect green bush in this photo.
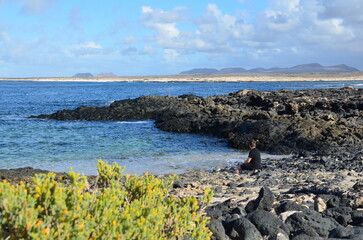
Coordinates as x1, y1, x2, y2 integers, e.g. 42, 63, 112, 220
0, 160, 213, 239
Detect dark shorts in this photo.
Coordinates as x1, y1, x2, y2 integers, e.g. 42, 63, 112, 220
239, 163, 261, 170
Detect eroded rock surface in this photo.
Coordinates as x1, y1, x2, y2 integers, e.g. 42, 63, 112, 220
31, 87, 363, 156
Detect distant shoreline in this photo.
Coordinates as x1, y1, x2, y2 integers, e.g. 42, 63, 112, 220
1, 72, 363, 82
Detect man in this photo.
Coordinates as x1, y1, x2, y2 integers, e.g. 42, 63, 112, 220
235, 140, 262, 173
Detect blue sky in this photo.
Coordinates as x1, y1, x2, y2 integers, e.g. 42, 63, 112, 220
0, 0, 362, 77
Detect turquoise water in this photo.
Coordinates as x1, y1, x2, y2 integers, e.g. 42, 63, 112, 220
1, 80, 362, 175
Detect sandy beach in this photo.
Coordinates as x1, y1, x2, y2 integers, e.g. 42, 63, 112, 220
1, 72, 363, 82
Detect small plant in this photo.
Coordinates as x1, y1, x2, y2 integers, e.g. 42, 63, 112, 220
0, 160, 213, 239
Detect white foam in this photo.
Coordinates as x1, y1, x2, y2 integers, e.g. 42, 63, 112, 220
116, 120, 151, 124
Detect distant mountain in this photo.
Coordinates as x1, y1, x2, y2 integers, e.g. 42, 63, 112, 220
97, 72, 118, 77
180, 68, 219, 75
219, 67, 247, 74
180, 63, 360, 75
73, 73, 94, 77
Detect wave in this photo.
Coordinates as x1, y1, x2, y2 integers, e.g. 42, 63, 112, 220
116, 120, 151, 124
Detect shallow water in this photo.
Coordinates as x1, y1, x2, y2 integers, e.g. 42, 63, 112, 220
0, 80, 361, 175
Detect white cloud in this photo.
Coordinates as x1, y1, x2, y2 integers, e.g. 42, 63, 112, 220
141, 5, 186, 23
195, 4, 252, 50
320, 0, 363, 24
139, 1, 363, 70
141, 6, 152, 14
251, 0, 363, 53
82, 42, 102, 49
121, 46, 138, 56
0, 31, 28, 60
141, 6, 184, 48
121, 45, 155, 56
141, 4, 252, 53
0, 31, 11, 43
140, 46, 155, 55
124, 36, 137, 44
20, 0, 57, 14
68, 42, 105, 57
163, 49, 180, 62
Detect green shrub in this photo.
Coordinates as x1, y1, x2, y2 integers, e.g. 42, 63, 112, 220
0, 160, 213, 240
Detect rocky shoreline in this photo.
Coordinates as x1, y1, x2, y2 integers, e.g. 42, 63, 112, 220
171, 154, 363, 239
32, 87, 363, 158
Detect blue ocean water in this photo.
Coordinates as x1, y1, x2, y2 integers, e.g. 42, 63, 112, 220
1, 80, 362, 175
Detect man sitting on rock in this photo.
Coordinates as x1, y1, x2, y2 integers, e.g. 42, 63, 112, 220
235, 140, 262, 173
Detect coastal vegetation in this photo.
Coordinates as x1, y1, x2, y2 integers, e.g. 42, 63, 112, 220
0, 160, 213, 239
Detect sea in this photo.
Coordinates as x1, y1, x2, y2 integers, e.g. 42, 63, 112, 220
1, 80, 362, 175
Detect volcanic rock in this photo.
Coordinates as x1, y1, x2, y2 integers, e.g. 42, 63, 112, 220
285, 209, 340, 238
31, 87, 363, 157
275, 201, 308, 215
247, 210, 290, 237
225, 217, 263, 240
245, 186, 275, 213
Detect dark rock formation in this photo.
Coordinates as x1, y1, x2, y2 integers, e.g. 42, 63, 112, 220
285, 210, 340, 238
225, 217, 263, 240
245, 186, 275, 213
208, 219, 230, 240
31, 87, 363, 158
247, 210, 289, 237
205, 187, 363, 239
275, 201, 308, 215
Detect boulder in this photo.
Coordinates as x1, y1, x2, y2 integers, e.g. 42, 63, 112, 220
208, 219, 230, 240
247, 210, 290, 237
351, 211, 363, 226
245, 187, 275, 213
323, 207, 352, 227
275, 200, 308, 215
268, 229, 290, 240
290, 234, 322, 240
286, 210, 340, 238
314, 197, 327, 212
225, 217, 263, 240
329, 226, 363, 239
206, 199, 238, 219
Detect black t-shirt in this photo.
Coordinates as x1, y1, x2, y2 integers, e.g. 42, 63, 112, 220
248, 148, 262, 169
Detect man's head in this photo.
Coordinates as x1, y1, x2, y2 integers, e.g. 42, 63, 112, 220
249, 140, 257, 149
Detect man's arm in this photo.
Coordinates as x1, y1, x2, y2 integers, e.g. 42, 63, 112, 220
244, 157, 252, 164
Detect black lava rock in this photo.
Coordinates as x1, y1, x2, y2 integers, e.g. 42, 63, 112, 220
245, 186, 275, 213
247, 210, 289, 237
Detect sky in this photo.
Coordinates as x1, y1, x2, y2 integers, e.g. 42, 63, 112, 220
0, 0, 362, 77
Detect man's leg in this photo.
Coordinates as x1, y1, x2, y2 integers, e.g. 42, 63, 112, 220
240, 163, 254, 170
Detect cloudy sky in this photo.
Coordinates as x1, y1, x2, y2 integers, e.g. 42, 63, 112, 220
0, 0, 362, 77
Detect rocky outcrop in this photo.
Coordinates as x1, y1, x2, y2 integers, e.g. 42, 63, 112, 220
203, 186, 363, 240
31, 87, 363, 156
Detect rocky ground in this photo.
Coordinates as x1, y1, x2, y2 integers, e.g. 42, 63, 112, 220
1, 154, 362, 239
169, 155, 363, 239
